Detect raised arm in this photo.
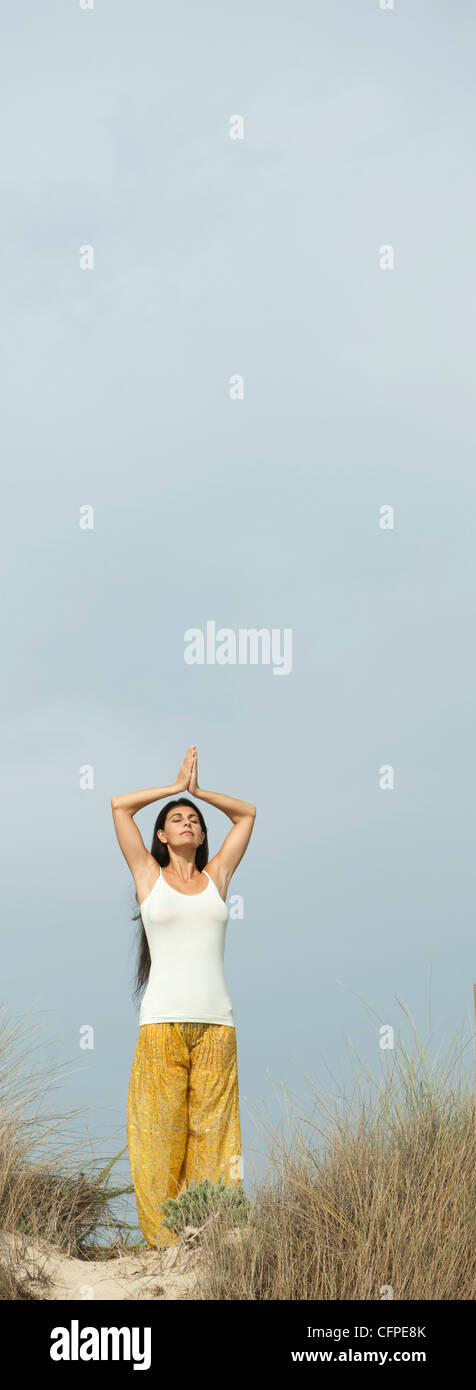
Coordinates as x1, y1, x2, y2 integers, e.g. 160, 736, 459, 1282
187, 748, 256, 896
111, 748, 195, 878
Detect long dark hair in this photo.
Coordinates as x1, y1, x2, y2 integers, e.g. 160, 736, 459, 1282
131, 798, 209, 1005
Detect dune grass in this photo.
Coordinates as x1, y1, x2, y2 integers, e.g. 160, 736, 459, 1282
0, 1007, 141, 1299
0, 998, 474, 1300
192, 997, 475, 1299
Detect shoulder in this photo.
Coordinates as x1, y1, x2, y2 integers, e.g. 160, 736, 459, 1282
205, 856, 229, 903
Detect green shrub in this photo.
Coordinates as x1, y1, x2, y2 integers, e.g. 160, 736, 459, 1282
160, 1177, 251, 1235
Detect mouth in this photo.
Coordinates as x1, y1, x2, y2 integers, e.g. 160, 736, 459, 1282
181, 830, 193, 835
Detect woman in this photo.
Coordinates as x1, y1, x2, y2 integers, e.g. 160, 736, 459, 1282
111, 745, 256, 1249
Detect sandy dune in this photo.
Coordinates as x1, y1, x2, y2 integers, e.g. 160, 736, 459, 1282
0, 1226, 222, 1300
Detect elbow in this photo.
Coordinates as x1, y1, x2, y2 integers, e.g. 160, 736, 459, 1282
111, 797, 119, 811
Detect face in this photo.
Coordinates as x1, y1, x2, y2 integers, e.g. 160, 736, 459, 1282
157, 807, 205, 851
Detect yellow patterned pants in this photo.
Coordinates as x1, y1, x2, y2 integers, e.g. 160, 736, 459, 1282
127, 1021, 243, 1248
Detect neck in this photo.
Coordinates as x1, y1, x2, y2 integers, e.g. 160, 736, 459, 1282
165, 851, 199, 880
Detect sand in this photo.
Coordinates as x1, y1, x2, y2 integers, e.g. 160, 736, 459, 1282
0, 1225, 221, 1300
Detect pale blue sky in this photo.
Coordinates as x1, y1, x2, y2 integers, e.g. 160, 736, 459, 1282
2, 0, 475, 1233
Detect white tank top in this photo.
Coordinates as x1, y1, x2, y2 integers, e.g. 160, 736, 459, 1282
138, 866, 235, 1028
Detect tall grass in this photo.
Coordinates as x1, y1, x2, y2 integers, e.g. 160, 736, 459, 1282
0, 998, 474, 1300
0, 1007, 142, 1300
191, 996, 476, 1300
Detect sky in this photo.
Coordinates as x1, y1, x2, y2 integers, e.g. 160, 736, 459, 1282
2, 0, 475, 1237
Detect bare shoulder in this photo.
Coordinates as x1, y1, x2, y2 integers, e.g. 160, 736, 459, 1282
205, 856, 229, 903
133, 852, 161, 904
